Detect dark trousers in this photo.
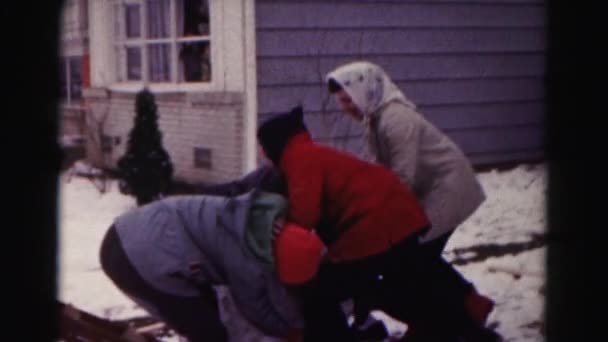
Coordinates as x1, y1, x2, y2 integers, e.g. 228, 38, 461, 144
99, 225, 228, 342
421, 229, 472, 292
353, 230, 473, 324
423, 229, 455, 256
300, 231, 476, 342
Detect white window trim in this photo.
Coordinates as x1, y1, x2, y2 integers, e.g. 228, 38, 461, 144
61, 56, 84, 104
103, 0, 225, 93
108, 81, 219, 93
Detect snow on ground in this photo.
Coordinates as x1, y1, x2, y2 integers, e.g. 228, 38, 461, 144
444, 163, 547, 342
58, 162, 547, 341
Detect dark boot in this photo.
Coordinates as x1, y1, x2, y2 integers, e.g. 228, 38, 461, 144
399, 325, 461, 342
460, 326, 503, 342
465, 289, 495, 326
352, 318, 389, 341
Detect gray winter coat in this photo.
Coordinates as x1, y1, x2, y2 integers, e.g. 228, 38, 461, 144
368, 102, 486, 242
113, 191, 303, 337
326, 61, 485, 243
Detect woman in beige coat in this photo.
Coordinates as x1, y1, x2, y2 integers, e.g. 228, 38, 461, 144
326, 61, 495, 340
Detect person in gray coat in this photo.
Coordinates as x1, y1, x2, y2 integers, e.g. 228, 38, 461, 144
99, 190, 306, 342
326, 61, 494, 339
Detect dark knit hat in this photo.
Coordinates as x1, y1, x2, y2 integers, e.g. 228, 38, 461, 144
257, 106, 308, 164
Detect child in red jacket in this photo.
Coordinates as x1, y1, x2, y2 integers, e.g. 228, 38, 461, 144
259, 106, 501, 342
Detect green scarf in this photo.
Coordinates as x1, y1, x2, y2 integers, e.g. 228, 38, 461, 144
245, 191, 288, 265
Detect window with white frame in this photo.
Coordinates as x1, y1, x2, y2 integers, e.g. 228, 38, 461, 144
113, 0, 211, 84
60, 56, 84, 103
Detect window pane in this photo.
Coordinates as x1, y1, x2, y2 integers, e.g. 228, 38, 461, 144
179, 0, 209, 36
148, 44, 171, 82
178, 42, 210, 82
69, 57, 83, 100
126, 47, 142, 80
59, 59, 67, 100
147, 0, 170, 38
125, 4, 141, 38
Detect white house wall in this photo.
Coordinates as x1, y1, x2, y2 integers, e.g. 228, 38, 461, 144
84, 0, 256, 183
60, 0, 88, 57
88, 0, 114, 87
243, 0, 257, 172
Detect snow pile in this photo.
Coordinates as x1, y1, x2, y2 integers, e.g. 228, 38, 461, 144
58, 162, 547, 341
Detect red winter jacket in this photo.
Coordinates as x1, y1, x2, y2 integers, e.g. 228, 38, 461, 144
279, 132, 429, 262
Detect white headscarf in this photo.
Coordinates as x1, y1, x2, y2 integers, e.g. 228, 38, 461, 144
326, 61, 417, 160
326, 61, 416, 118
